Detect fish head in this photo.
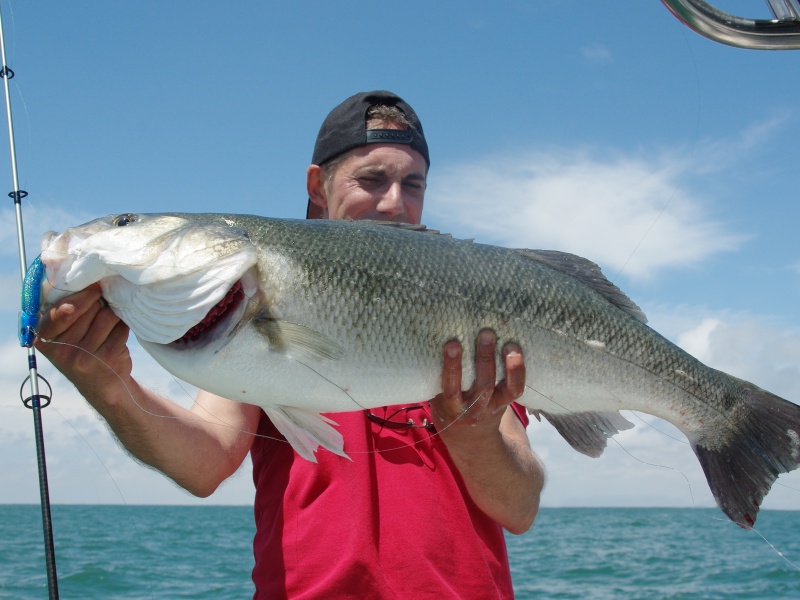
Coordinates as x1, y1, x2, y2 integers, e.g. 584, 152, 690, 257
40, 213, 260, 345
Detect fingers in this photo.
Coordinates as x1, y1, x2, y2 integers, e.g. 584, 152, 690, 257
37, 286, 103, 340
502, 342, 525, 401
434, 331, 526, 428
35, 287, 128, 371
100, 319, 132, 357
470, 328, 497, 392
442, 340, 463, 404
79, 305, 126, 354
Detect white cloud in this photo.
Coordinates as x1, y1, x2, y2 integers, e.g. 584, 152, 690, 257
426, 120, 791, 280
427, 146, 747, 279
2, 136, 797, 512
580, 43, 613, 64
4, 307, 799, 512
649, 306, 800, 398
533, 307, 800, 514
705, 113, 792, 174
677, 317, 724, 361
1, 203, 98, 316
0, 335, 254, 505
0, 205, 95, 260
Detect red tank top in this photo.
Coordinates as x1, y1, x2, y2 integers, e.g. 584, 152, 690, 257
250, 403, 527, 599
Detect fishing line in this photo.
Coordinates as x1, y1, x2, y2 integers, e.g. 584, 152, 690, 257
0, 3, 59, 597
43, 403, 158, 600
67, 296, 795, 573
613, 21, 702, 281
35, 245, 497, 456
774, 480, 800, 493
688, 510, 800, 572
523, 377, 800, 569
750, 525, 800, 571
35, 337, 273, 438
604, 428, 696, 506
36, 331, 498, 462
35, 238, 787, 499
625, 410, 689, 444
587, 17, 780, 526
25, 332, 182, 598
35, 210, 800, 569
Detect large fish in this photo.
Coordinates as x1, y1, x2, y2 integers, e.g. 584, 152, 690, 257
34, 212, 800, 528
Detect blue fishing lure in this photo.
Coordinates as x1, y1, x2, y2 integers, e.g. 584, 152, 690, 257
19, 255, 44, 348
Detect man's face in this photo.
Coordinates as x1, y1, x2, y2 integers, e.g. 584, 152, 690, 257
308, 144, 427, 225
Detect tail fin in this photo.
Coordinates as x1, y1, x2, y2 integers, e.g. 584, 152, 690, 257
692, 382, 800, 529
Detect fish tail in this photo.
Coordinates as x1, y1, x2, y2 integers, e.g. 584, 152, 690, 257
692, 382, 800, 529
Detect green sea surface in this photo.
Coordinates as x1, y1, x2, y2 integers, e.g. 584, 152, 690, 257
1, 505, 799, 599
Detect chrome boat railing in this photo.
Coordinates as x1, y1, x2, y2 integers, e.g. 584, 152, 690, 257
661, 0, 800, 49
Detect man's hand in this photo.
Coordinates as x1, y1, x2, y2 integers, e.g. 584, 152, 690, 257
429, 329, 543, 534
35, 284, 261, 497
431, 329, 525, 435
35, 284, 133, 402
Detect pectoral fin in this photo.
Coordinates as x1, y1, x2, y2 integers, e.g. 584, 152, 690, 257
253, 312, 345, 362
534, 410, 634, 457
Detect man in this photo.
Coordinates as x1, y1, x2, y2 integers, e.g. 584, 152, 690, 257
36, 90, 544, 599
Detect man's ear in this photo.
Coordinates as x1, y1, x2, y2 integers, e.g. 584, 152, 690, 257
306, 165, 328, 215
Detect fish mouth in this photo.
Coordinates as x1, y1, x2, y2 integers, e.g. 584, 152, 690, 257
170, 277, 251, 348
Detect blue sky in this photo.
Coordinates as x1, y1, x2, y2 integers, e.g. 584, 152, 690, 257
1, 0, 799, 532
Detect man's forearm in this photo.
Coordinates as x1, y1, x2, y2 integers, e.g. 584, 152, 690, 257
443, 406, 544, 534
79, 376, 259, 497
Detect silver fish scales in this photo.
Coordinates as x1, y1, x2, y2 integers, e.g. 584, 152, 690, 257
35, 213, 800, 528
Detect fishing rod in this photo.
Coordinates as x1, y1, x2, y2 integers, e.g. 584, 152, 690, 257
0, 4, 60, 599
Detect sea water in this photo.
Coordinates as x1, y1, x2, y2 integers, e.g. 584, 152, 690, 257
1, 505, 799, 599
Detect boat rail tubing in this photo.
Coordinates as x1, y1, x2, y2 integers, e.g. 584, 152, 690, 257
660, 0, 800, 49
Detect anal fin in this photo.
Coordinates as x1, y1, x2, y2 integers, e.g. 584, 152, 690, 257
534, 410, 634, 457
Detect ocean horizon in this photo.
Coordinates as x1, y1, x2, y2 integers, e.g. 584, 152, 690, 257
1, 504, 799, 599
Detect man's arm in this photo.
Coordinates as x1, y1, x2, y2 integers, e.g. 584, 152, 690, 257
431, 330, 545, 535
35, 285, 260, 497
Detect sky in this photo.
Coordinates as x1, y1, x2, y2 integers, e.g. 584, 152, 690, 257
0, 0, 799, 532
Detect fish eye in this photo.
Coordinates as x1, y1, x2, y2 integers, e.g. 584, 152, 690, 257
113, 213, 138, 227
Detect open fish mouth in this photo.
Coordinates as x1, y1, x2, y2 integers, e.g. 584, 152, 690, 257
170, 277, 251, 348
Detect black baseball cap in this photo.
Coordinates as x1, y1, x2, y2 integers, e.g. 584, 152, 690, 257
307, 90, 429, 219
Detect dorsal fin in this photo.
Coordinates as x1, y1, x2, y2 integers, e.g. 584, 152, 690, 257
514, 249, 647, 324
354, 220, 474, 241
347, 221, 643, 322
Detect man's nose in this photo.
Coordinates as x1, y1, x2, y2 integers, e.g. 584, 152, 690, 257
376, 183, 405, 216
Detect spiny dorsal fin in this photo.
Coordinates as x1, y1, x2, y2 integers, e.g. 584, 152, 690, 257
355, 220, 474, 241
514, 249, 647, 324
